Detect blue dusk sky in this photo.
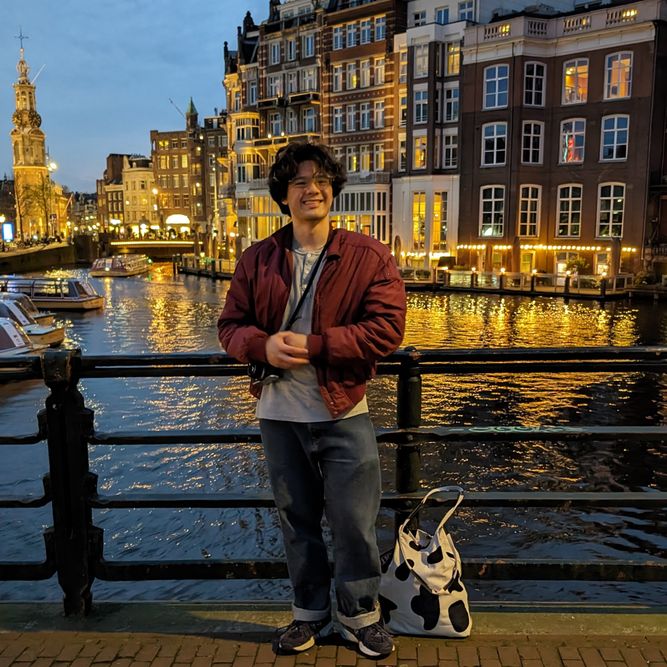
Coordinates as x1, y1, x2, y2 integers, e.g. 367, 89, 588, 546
0, 0, 268, 193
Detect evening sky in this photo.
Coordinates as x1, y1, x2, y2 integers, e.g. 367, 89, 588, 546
1, 0, 267, 193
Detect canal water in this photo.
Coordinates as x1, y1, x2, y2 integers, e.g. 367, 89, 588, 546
1, 263, 665, 604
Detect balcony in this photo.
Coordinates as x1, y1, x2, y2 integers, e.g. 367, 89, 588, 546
288, 91, 321, 105
346, 172, 391, 185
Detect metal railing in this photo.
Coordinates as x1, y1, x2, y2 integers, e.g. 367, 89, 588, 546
1, 346, 667, 615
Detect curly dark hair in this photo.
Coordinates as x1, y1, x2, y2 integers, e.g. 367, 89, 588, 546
268, 141, 347, 216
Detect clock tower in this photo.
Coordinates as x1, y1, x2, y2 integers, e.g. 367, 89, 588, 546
11, 38, 49, 239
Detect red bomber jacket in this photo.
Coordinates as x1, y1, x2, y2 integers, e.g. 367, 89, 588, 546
217, 223, 407, 418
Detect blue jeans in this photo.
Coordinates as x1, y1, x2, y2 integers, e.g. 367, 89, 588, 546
259, 413, 382, 629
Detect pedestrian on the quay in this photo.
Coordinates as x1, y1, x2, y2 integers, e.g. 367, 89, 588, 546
217, 141, 406, 658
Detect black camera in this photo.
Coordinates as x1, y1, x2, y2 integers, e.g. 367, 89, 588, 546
247, 361, 282, 386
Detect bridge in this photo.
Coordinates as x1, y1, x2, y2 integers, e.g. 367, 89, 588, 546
107, 239, 196, 260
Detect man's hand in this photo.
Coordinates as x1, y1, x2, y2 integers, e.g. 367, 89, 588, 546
265, 331, 310, 369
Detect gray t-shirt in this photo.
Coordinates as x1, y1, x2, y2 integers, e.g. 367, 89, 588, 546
256, 241, 368, 422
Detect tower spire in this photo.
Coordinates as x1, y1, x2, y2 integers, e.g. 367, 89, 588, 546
15, 28, 30, 82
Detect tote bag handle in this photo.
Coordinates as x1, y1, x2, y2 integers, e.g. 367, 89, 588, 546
400, 485, 464, 534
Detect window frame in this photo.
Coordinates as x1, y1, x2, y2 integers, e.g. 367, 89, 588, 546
479, 185, 505, 237
524, 61, 546, 107
559, 118, 586, 164
518, 184, 542, 237
414, 88, 429, 124
556, 184, 583, 238
521, 121, 544, 165
562, 58, 588, 104
481, 122, 508, 167
600, 114, 629, 161
604, 52, 633, 100
596, 182, 626, 238
483, 64, 509, 110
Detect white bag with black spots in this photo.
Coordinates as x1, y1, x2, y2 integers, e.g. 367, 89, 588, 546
379, 486, 472, 637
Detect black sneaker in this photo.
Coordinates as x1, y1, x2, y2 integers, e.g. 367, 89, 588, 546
275, 617, 333, 653
339, 621, 395, 658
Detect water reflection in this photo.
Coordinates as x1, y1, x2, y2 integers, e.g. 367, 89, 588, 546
1, 264, 665, 603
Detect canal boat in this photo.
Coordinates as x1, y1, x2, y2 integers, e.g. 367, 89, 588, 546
0, 300, 65, 347
0, 317, 45, 358
0, 292, 55, 326
90, 254, 151, 277
0, 277, 104, 310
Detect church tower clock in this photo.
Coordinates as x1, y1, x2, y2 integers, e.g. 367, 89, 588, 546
10, 36, 49, 239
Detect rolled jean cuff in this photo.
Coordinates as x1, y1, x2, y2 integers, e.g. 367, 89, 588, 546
292, 603, 331, 622
337, 603, 381, 630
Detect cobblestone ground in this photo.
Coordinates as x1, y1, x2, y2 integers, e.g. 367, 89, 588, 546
1, 632, 666, 667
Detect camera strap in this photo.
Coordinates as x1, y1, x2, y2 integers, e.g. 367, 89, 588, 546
284, 233, 334, 330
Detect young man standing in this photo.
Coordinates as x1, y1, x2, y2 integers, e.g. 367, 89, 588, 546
218, 142, 406, 657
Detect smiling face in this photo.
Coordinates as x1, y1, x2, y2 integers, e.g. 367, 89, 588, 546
283, 160, 333, 228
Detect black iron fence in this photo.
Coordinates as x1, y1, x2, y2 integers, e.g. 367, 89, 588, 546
1, 346, 667, 615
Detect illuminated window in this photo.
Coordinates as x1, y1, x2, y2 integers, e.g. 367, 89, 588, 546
560, 119, 585, 163
518, 185, 541, 236
600, 115, 629, 161
480, 186, 505, 237
360, 145, 371, 172
413, 135, 427, 169
481, 122, 507, 166
557, 184, 582, 237
346, 62, 357, 90
374, 144, 385, 171
524, 62, 545, 106
484, 64, 509, 109
605, 52, 632, 99
447, 43, 461, 75
433, 192, 448, 250
346, 146, 358, 172
521, 121, 543, 164
562, 59, 588, 104
412, 192, 426, 249
597, 183, 625, 237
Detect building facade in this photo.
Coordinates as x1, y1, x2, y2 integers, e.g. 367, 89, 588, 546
122, 155, 157, 235
10, 45, 52, 240
457, 0, 667, 276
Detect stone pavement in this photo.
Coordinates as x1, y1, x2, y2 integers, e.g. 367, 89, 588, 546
0, 604, 665, 667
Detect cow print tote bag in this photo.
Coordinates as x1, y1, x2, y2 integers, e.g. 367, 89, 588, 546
378, 486, 472, 638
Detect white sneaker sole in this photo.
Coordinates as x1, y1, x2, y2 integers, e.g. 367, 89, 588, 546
338, 625, 395, 658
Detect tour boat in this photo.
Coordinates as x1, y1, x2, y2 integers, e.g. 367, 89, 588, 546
90, 254, 151, 277
0, 300, 65, 347
0, 292, 55, 326
0, 317, 45, 358
0, 277, 104, 310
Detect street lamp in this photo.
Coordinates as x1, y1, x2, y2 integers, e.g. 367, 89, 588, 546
46, 158, 58, 238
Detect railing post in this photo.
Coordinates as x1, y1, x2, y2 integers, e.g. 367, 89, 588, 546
600, 277, 607, 298
396, 347, 422, 529
39, 348, 96, 615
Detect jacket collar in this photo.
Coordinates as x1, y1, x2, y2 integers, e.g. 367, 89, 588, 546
271, 222, 342, 257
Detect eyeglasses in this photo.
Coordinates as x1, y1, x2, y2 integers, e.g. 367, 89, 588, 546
288, 174, 333, 189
